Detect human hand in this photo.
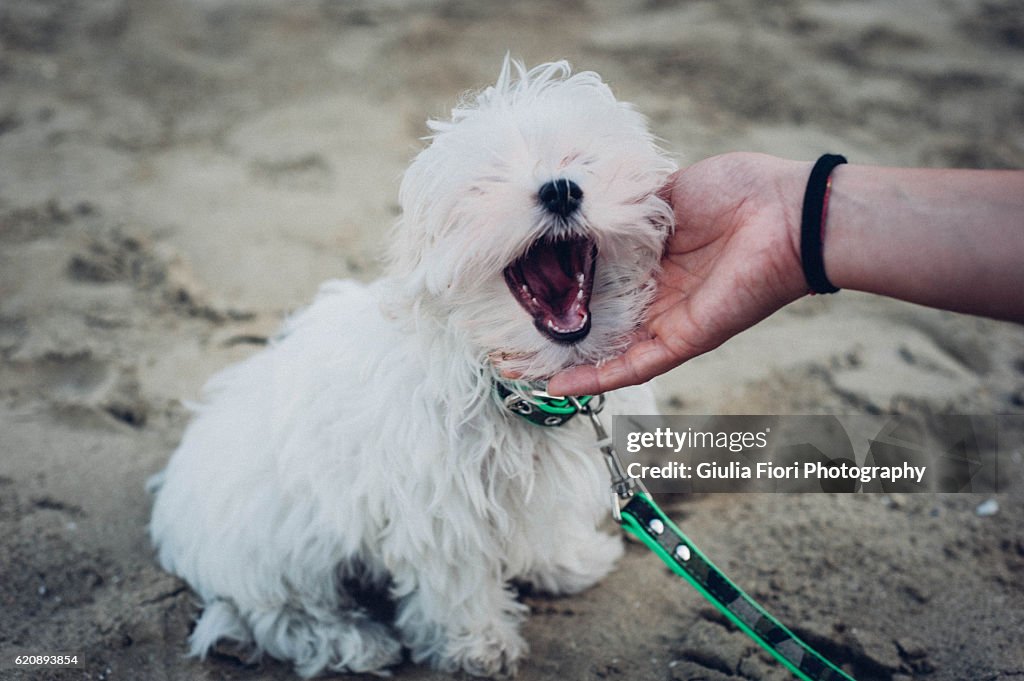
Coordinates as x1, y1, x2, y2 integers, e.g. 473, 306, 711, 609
548, 153, 811, 396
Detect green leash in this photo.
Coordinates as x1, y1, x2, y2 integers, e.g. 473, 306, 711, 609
618, 493, 855, 681
496, 382, 857, 679
561, 395, 858, 681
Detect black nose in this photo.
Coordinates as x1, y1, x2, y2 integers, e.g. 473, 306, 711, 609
538, 179, 583, 219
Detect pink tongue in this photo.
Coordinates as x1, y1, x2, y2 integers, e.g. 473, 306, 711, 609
522, 244, 578, 316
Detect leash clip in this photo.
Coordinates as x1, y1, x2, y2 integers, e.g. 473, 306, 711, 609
568, 395, 647, 522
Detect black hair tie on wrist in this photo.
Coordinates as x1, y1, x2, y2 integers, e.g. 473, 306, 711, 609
801, 153, 846, 294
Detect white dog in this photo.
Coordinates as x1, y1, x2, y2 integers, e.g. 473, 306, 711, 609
149, 58, 676, 678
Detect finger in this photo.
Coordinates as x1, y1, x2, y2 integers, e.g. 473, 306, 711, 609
548, 338, 679, 396
547, 329, 655, 396
546, 364, 602, 397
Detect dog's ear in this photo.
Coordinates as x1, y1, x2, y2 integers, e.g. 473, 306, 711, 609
386, 148, 448, 302
383, 214, 428, 296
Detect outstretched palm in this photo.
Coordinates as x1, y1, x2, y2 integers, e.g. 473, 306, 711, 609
550, 153, 809, 395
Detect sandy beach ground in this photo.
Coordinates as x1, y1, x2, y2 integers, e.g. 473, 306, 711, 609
2, 1, 1023, 680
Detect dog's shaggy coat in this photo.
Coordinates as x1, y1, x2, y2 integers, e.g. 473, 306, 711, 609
149, 59, 676, 677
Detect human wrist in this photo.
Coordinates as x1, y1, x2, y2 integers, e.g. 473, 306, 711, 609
771, 157, 816, 303
818, 164, 885, 294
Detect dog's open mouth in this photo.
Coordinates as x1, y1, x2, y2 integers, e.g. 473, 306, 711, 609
503, 235, 597, 344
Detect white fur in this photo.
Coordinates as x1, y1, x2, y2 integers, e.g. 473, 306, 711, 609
149, 58, 676, 678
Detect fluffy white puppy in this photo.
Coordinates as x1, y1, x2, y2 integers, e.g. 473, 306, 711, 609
149, 58, 675, 678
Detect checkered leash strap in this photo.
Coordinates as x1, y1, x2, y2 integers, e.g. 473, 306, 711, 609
569, 397, 857, 681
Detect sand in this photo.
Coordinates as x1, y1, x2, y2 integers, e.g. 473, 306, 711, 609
1, 1, 1023, 679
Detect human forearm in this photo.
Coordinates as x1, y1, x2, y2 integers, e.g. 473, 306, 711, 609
820, 164, 1024, 322
547, 155, 1023, 397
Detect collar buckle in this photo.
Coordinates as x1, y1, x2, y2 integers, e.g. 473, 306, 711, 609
496, 381, 597, 427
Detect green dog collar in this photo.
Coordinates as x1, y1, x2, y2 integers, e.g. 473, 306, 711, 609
495, 381, 595, 427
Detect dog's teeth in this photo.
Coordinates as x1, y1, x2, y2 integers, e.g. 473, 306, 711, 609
576, 290, 583, 301
546, 314, 587, 334
531, 297, 540, 306
576, 272, 585, 283
521, 284, 529, 294
548, 320, 567, 333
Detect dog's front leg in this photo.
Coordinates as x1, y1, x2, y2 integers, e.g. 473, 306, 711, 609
387, 536, 528, 677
